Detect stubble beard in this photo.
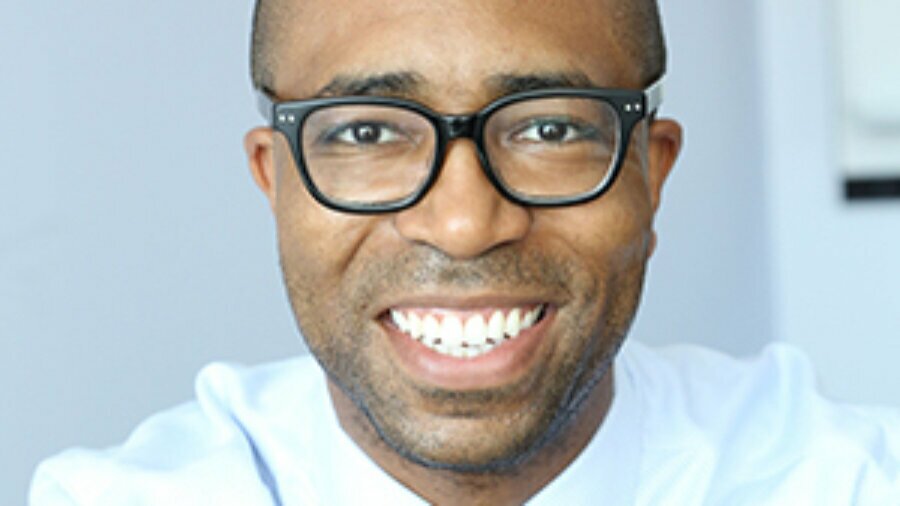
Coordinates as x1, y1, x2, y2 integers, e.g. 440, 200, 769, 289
280, 243, 646, 474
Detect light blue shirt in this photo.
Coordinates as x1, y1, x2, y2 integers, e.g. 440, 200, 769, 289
31, 341, 900, 505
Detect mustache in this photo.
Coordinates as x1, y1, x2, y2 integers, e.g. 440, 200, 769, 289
346, 244, 578, 302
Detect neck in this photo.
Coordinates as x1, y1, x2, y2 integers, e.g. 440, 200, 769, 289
327, 370, 614, 505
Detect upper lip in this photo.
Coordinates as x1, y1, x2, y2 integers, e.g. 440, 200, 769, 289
373, 292, 565, 318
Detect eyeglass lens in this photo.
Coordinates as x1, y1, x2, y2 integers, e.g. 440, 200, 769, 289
302, 105, 437, 205
299, 97, 621, 206
485, 97, 620, 199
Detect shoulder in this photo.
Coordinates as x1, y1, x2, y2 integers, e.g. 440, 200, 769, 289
30, 355, 324, 505
622, 341, 900, 505
623, 340, 822, 423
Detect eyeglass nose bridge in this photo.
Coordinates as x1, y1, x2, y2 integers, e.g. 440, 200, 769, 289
425, 112, 510, 206
445, 114, 477, 139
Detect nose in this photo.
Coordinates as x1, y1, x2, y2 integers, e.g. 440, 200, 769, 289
394, 140, 531, 259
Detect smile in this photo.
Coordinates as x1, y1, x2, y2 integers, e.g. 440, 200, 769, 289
389, 304, 547, 359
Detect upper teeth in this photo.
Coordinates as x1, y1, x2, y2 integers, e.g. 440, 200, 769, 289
389, 305, 544, 359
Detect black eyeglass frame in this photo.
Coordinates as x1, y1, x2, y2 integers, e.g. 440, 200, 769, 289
256, 77, 664, 214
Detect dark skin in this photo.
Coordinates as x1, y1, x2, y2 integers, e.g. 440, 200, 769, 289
327, 368, 613, 504
245, 1, 681, 503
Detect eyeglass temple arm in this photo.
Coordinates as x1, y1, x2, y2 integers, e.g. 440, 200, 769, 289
256, 88, 276, 124
645, 76, 664, 115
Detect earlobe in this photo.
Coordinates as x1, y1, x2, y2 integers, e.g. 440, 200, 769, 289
646, 119, 683, 212
244, 127, 278, 209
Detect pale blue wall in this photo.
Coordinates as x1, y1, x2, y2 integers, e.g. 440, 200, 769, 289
758, 0, 900, 405
633, 0, 772, 354
1, 3, 298, 503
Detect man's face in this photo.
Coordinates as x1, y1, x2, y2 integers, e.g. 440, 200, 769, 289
248, 0, 679, 471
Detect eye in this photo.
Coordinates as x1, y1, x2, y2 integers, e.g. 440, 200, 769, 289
325, 122, 405, 146
511, 118, 597, 144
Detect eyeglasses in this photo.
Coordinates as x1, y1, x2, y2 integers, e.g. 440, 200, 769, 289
256, 77, 664, 213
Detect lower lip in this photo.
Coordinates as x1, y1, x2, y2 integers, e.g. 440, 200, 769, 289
382, 308, 555, 391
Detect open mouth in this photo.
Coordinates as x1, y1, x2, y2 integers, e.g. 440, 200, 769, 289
387, 304, 548, 359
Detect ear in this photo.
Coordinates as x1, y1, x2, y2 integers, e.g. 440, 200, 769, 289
244, 127, 278, 210
646, 118, 683, 212
645, 118, 683, 256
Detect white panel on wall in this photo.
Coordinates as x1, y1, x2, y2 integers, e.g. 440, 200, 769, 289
837, 0, 900, 183
759, 0, 900, 406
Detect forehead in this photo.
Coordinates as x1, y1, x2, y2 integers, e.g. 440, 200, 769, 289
271, 0, 638, 103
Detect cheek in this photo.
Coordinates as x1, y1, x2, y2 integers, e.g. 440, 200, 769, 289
275, 203, 380, 307
544, 187, 653, 273
537, 169, 655, 333
271, 156, 385, 345
272, 140, 376, 287
275, 207, 384, 374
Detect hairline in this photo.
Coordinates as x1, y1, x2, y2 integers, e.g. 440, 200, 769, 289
250, 0, 667, 96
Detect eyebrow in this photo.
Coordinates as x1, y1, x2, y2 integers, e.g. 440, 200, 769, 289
487, 72, 597, 95
316, 72, 425, 97
312, 70, 597, 100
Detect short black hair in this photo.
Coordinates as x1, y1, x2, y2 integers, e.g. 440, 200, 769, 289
250, 0, 286, 93
250, 0, 666, 94
610, 1, 667, 85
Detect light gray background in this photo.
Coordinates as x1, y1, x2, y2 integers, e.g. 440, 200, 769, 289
3, 1, 898, 503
